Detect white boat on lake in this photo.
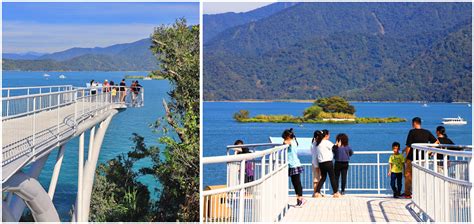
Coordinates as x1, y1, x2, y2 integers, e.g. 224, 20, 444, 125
143, 77, 152, 80
442, 116, 467, 125
43, 73, 50, 77
59, 74, 66, 79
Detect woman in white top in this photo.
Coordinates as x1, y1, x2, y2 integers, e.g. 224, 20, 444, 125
314, 129, 341, 198
311, 130, 322, 197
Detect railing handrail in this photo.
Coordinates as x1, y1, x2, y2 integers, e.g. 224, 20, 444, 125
202, 159, 287, 196
411, 143, 472, 157
2, 85, 73, 90
204, 144, 287, 164
2, 89, 78, 101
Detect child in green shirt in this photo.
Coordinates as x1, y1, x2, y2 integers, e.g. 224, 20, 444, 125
388, 142, 405, 198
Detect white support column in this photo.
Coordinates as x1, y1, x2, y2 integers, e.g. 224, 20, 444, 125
79, 115, 114, 221
77, 132, 85, 221
48, 145, 66, 199
88, 126, 96, 162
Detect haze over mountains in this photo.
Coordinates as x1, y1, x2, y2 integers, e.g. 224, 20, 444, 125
3, 38, 158, 71
203, 2, 472, 102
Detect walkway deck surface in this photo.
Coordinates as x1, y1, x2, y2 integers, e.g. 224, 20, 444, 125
283, 195, 418, 222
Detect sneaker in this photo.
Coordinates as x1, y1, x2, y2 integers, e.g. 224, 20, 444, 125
393, 194, 397, 198
404, 195, 412, 199
340, 191, 345, 195
314, 192, 323, 198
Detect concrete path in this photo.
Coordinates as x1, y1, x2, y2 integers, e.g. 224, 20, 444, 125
283, 195, 418, 222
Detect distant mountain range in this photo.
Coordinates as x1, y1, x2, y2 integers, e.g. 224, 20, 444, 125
3, 38, 159, 71
203, 2, 472, 102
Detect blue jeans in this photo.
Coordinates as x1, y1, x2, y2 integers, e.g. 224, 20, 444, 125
390, 172, 403, 195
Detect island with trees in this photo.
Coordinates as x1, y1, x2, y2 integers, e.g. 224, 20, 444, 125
124, 71, 165, 80
233, 96, 406, 124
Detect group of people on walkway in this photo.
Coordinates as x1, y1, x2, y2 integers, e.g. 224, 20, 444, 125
283, 116, 456, 208
89, 79, 142, 105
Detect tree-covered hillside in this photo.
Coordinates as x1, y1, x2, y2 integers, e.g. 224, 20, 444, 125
3, 38, 159, 71
203, 2, 472, 102
203, 2, 297, 43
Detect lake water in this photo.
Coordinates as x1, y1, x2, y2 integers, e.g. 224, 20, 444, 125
2, 71, 168, 220
203, 101, 472, 187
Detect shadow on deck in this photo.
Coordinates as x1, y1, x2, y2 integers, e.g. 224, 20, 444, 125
283, 194, 419, 222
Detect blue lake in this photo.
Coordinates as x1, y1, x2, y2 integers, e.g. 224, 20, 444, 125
3, 71, 168, 220
203, 101, 472, 187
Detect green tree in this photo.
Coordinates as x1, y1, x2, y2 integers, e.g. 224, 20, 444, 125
145, 18, 200, 221
90, 151, 151, 222
233, 110, 250, 120
316, 96, 355, 114
89, 18, 199, 222
303, 105, 322, 119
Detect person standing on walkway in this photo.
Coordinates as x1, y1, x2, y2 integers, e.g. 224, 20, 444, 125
311, 130, 322, 197
283, 128, 306, 207
315, 129, 341, 198
119, 79, 127, 102
333, 133, 353, 195
403, 117, 438, 198
388, 142, 404, 198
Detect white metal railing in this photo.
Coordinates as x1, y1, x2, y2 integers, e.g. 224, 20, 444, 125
2, 85, 144, 174
202, 144, 289, 222
411, 143, 472, 222
289, 151, 393, 195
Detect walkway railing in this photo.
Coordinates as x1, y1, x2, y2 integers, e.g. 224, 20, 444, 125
411, 143, 472, 222
202, 143, 289, 222
2, 85, 144, 181
290, 151, 393, 195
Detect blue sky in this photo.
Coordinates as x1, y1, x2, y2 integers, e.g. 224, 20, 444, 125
3, 2, 199, 53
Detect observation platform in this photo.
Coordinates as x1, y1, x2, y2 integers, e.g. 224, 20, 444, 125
202, 140, 472, 223
284, 195, 417, 222
2, 85, 144, 183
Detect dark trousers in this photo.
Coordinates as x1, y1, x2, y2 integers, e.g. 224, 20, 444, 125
316, 161, 338, 194
335, 161, 349, 192
390, 172, 403, 195
290, 174, 303, 196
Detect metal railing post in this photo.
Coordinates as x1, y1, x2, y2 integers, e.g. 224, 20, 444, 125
32, 97, 36, 161
49, 87, 52, 108
27, 88, 30, 112
57, 94, 60, 141
6, 89, 10, 117
377, 153, 381, 194
74, 90, 78, 127
443, 153, 449, 221
239, 160, 246, 222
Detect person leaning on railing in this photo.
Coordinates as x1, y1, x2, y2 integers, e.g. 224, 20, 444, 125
233, 140, 255, 183
403, 117, 438, 199
434, 126, 456, 172
283, 128, 306, 207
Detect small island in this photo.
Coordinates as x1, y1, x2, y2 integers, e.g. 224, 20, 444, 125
124, 71, 164, 80
233, 96, 406, 124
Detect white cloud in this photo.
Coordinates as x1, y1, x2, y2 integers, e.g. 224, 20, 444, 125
3, 21, 162, 53
203, 2, 275, 15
